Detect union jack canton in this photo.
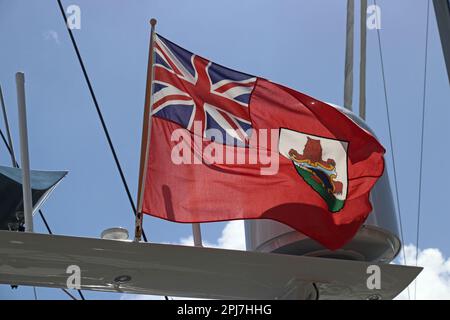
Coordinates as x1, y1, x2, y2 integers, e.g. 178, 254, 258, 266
152, 34, 256, 146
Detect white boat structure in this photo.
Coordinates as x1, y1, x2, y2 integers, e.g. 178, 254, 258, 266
0, 84, 422, 299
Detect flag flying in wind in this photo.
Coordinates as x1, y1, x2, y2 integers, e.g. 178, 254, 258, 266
140, 34, 385, 250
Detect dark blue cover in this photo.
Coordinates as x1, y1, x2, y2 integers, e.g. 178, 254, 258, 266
0, 166, 67, 230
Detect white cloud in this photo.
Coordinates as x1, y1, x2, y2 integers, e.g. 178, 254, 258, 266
43, 30, 60, 44
395, 244, 450, 300
120, 221, 246, 300
179, 220, 246, 250
217, 220, 246, 250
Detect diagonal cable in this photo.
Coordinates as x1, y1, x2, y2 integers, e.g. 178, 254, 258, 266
55, 0, 148, 243
55, 0, 170, 301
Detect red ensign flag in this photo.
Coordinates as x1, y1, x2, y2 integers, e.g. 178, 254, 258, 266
139, 34, 385, 250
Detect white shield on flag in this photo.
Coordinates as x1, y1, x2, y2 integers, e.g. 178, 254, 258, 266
278, 128, 349, 212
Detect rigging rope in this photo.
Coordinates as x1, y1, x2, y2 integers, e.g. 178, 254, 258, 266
414, 0, 431, 300
0, 86, 16, 166
55, 0, 148, 243
61, 288, 78, 300
56, 0, 169, 301
373, 0, 410, 300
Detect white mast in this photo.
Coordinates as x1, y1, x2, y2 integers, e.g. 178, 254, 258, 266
16, 72, 34, 232
344, 0, 354, 111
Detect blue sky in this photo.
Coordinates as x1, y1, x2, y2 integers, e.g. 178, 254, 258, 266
0, 0, 449, 299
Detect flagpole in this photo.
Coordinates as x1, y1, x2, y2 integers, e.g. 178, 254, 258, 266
135, 18, 157, 242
